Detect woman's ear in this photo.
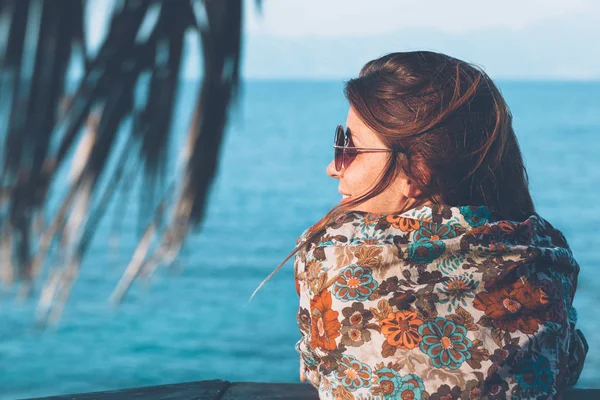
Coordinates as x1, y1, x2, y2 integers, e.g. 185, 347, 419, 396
401, 178, 424, 199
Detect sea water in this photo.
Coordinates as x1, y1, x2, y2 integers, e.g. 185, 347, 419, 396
0, 80, 598, 398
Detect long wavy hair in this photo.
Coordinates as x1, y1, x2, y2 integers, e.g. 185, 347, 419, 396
251, 50, 534, 298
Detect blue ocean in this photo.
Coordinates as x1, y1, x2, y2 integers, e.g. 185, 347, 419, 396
0, 80, 598, 399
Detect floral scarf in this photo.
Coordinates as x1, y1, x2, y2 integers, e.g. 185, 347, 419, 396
294, 204, 587, 399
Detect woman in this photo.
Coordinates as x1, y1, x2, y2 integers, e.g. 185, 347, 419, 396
259, 51, 588, 399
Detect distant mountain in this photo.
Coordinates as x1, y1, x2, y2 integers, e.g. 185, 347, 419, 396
241, 14, 600, 81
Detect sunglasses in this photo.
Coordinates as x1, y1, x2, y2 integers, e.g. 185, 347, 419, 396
333, 125, 395, 171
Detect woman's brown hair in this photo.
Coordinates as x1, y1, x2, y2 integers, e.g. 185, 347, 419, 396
251, 50, 534, 298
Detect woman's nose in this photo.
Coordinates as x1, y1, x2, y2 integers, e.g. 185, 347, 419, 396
327, 159, 342, 179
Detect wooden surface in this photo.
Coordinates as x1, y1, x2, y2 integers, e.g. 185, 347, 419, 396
23, 381, 319, 400
220, 383, 318, 399
23, 380, 234, 400
23, 381, 598, 400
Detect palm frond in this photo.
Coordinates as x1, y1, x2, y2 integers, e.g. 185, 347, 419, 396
0, 0, 246, 325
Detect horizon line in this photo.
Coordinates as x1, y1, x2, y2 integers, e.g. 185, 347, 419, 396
192, 77, 600, 83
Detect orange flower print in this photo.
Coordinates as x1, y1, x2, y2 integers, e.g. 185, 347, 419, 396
310, 290, 341, 350
386, 215, 420, 232
380, 310, 424, 349
473, 279, 544, 334
365, 213, 381, 226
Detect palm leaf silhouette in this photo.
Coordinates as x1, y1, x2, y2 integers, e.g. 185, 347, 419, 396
0, 0, 254, 325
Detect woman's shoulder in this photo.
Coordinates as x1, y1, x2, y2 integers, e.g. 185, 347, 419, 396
295, 204, 585, 398
298, 204, 493, 250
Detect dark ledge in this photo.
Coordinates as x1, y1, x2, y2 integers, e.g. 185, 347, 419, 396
22, 380, 598, 400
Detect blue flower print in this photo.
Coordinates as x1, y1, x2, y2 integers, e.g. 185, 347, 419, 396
334, 354, 372, 392
437, 273, 479, 312
375, 367, 403, 399
510, 354, 554, 397
333, 265, 378, 302
408, 221, 458, 263
459, 205, 491, 228
418, 317, 473, 369
375, 368, 425, 400
397, 374, 425, 399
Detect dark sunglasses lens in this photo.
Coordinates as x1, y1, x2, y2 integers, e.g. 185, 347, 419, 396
334, 125, 344, 170
344, 145, 357, 168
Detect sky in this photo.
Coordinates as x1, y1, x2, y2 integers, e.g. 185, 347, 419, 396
87, 0, 600, 80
